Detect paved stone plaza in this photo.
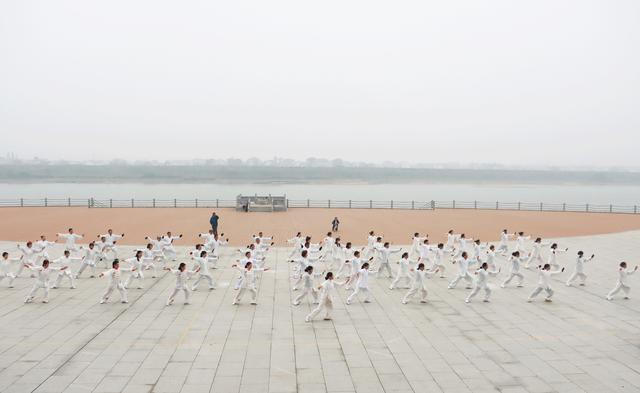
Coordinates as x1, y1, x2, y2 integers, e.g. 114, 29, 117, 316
0, 231, 639, 393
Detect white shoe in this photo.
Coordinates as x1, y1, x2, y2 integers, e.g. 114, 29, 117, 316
51, 285, 58, 289
304, 316, 311, 322
606, 296, 613, 301
527, 298, 532, 303
250, 301, 257, 305
122, 300, 128, 303
364, 300, 371, 303
483, 299, 490, 303
388, 285, 394, 290
184, 302, 190, 305
401, 300, 407, 304
42, 299, 49, 303
500, 284, 505, 288
447, 286, 453, 289
516, 284, 523, 288
209, 287, 215, 290
232, 301, 238, 305
292, 301, 300, 306
624, 296, 630, 300
464, 299, 470, 303
420, 300, 427, 303
544, 298, 552, 302
346, 300, 351, 305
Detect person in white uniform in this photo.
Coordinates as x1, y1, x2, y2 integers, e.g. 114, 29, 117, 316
496, 229, 512, 255
448, 251, 476, 289
35, 235, 56, 259
410, 233, 428, 258
528, 264, 565, 302
98, 229, 124, 258
401, 263, 437, 304
164, 263, 200, 306
16, 241, 44, 277
376, 242, 402, 279
445, 230, 460, 253
161, 232, 183, 261
524, 237, 549, 269
99, 259, 136, 304
232, 260, 269, 305
191, 250, 216, 291
23, 259, 68, 303
547, 243, 569, 270
305, 272, 346, 322
123, 250, 146, 289
346, 262, 378, 305
51, 250, 81, 289
287, 232, 304, 259
75, 242, 101, 278
606, 261, 638, 300
57, 228, 84, 252
430, 243, 448, 278
0, 252, 19, 287
465, 262, 500, 303
566, 251, 595, 287
292, 265, 319, 306
389, 252, 413, 290
501, 251, 527, 288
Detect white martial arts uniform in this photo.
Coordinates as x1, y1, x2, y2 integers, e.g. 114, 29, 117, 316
448, 256, 476, 289
364, 235, 377, 259
287, 235, 304, 259
16, 244, 43, 277
528, 267, 563, 301
497, 232, 512, 254
410, 236, 427, 258
346, 268, 376, 304
161, 235, 181, 261
607, 266, 636, 300
100, 233, 123, 257
292, 271, 319, 305
416, 243, 435, 267
58, 233, 83, 252
100, 267, 133, 303
465, 268, 499, 303
76, 248, 100, 278
306, 279, 344, 321
35, 239, 56, 259
525, 242, 549, 268
191, 256, 215, 290
24, 265, 63, 303
566, 254, 595, 286
389, 257, 412, 289
0, 255, 19, 287
445, 233, 459, 253
501, 255, 527, 287
291, 256, 321, 289
547, 247, 568, 270
377, 247, 402, 278
233, 266, 266, 305
453, 237, 473, 259
345, 257, 363, 290
516, 235, 531, 254
166, 268, 198, 305
140, 248, 162, 277
402, 269, 435, 304
431, 248, 447, 278
207, 238, 228, 267
52, 256, 80, 288
124, 256, 145, 289
485, 250, 499, 271
335, 247, 356, 278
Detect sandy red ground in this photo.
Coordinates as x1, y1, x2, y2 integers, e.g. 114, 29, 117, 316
1, 207, 640, 246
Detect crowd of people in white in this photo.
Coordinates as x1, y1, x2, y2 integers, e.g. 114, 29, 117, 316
0, 226, 636, 323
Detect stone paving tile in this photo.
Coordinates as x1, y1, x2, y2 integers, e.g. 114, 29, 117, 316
1, 231, 640, 393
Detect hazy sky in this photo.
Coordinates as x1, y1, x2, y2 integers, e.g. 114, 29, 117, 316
1, 1, 639, 167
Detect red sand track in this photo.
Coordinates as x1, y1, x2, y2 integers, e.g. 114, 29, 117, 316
1, 207, 640, 246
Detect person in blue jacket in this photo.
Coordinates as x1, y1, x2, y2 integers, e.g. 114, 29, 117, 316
209, 212, 220, 236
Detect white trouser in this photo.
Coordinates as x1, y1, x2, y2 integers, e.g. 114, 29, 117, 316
292, 274, 305, 290
432, 263, 446, 277
143, 260, 158, 277
307, 297, 333, 320
390, 273, 410, 289
125, 270, 144, 289
502, 272, 524, 286
525, 254, 543, 268
497, 243, 508, 254
288, 247, 299, 259
347, 287, 371, 303
529, 286, 554, 300
378, 262, 393, 278
234, 286, 257, 303
54, 270, 76, 288
27, 281, 49, 302
76, 261, 96, 277
449, 272, 473, 288
345, 272, 359, 290
16, 262, 35, 277
192, 273, 215, 290
164, 247, 177, 260
402, 287, 427, 303
102, 283, 127, 302
608, 282, 630, 298
0, 272, 16, 286
466, 285, 491, 301
167, 286, 190, 304
336, 262, 350, 278
566, 271, 586, 285
104, 245, 118, 258
293, 287, 318, 305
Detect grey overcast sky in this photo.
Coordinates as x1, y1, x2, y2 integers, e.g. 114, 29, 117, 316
0, 1, 639, 167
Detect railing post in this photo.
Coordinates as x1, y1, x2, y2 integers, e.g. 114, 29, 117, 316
131, 198, 134, 208
431, 200, 435, 209
349, 200, 352, 208
153, 198, 156, 208
586, 203, 589, 212
540, 202, 543, 211
174, 198, 177, 208
474, 200, 477, 209
286, 199, 289, 208
44, 197, 48, 207
68, 197, 71, 207
411, 200, 414, 209
195, 198, 198, 208
306, 199, 310, 208
216, 199, 219, 208
518, 202, 521, 210
88, 198, 91, 208
110, 198, 112, 208
370, 200, 372, 208
635, 205, 637, 214
496, 201, 499, 210
390, 200, 393, 209
563, 203, 566, 211
610, 204, 613, 213
20, 198, 24, 207
453, 200, 456, 209
328, 200, 331, 208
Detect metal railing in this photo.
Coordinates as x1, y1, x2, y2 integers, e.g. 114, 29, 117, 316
0, 198, 638, 214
